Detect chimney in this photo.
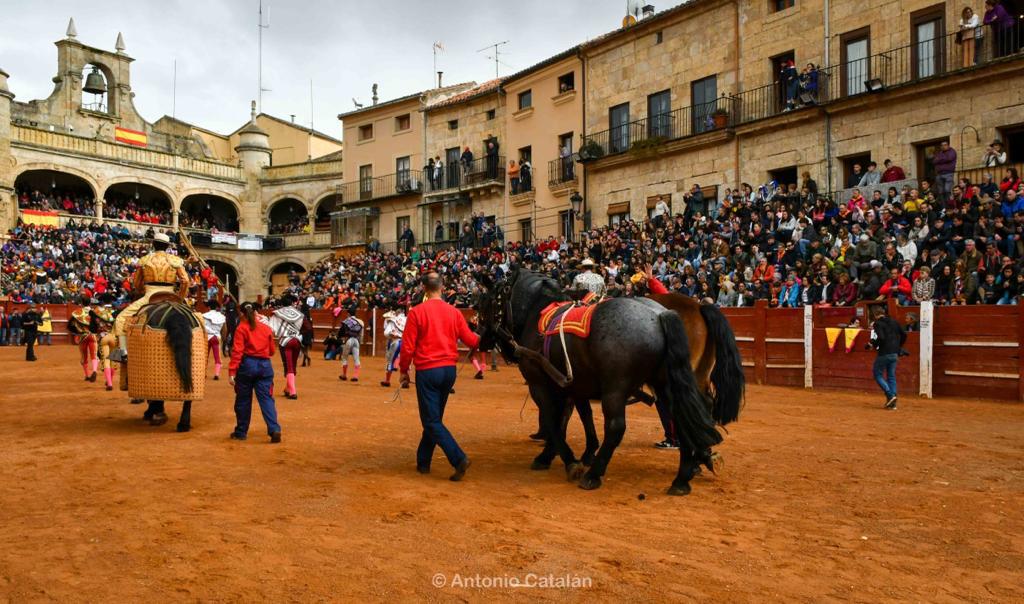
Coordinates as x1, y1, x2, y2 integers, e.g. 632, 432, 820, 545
642, 4, 655, 18
437, 71, 444, 88
290, 114, 295, 123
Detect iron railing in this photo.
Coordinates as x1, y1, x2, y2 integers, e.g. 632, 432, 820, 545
423, 156, 506, 195
582, 25, 1023, 160
341, 169, 424, 203
581, 96, 735, 159
548, 157, 577, 186
733, 25, 1023, 125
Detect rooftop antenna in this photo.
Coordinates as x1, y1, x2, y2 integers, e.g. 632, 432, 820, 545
432, 41, 444, 87
309, 79, 314, 160
477, 40, 509, 78
257, 0, 271, 112
172, 59, 177, 119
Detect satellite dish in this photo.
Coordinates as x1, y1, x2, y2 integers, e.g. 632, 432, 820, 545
622, 15, 637, 27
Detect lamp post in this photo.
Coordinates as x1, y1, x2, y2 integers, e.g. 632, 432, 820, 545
569, 191, 583, 242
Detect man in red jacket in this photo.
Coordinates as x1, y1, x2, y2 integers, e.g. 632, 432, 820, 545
878, 268, 912, 304
399, 271, 480, 481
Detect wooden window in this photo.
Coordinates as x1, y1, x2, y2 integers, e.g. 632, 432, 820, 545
911, 5, 945, 79
655, 31, 663, 44
448, 119, 458, 130
915, 138, 949, 186
358, 124, 374, 141
394, 114, 411, 131
691, 75, 718, 134
519, 218, 533, 241
518, 90, 532, 110
772, 0, 795, 12
840, 27, 871, 97
609, 103, 630, 153
486, 109, 496, 120
557, 72, 575, 93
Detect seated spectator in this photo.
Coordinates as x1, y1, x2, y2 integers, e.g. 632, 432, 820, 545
879, 267, 912, 304
911, 265, 935, 304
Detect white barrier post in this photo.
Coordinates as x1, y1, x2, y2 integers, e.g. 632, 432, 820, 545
371, 307, 377, 357
804, 304, 814, 388
919, 300, 933, 398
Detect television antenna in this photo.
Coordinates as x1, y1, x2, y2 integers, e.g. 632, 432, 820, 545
477, 40, 510, 78
257, 1, 271, 112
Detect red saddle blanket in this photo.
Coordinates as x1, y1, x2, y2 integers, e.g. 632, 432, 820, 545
537, 294, 601, 338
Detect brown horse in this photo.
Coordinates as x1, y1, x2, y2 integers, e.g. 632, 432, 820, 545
647, 293, 744, 424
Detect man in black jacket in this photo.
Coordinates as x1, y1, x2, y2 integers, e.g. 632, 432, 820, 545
868, 305, 907, 409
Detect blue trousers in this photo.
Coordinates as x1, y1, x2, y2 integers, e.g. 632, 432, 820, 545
415, 366, 464, 469
873, 353, 899, 399
233, 357, 281, 436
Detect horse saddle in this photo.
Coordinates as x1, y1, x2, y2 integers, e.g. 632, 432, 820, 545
537, 293, 602, 339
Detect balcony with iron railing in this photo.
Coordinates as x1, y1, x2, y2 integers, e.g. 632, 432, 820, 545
548, 157, 578, 193
582, 25, 1023, 161
423, 156, 506, 196
581, 96, 735, 160
733, 25, 1024, 125
340, 170, 424, 204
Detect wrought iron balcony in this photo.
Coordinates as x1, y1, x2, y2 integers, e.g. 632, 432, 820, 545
423, 156, 506, 195
341, 169, 423, 204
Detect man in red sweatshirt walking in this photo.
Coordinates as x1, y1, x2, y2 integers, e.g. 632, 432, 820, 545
399, 272, 480, 481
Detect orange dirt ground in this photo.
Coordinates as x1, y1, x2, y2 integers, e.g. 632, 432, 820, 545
1, 345, 1022, 602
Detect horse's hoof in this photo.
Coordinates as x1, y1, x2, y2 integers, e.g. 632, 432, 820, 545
149, 413, 168, 427
566, 463, 585, 482
176, 424, 190, 433
530, 459, 551, 471
710, 452, 724, 474
667, 482, 692, 496
578, 475, 602, 490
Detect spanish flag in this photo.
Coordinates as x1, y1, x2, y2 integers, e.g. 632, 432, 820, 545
114, 126, 147, 147
20, 209, 61, 227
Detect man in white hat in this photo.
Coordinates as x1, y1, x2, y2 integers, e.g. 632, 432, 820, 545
112, 232, 191, 351
573, 258, 606, 296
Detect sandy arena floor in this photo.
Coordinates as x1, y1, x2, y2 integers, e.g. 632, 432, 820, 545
0, 345, 1022, 602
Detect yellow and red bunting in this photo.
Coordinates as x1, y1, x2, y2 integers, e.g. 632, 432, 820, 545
114, 127, 147, 147
20, 209, 60, 227
844, 328, 863, 353
825, 327, 842, 352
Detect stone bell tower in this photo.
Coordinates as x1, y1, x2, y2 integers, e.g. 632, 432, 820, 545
0, 67, 14, 233
234, 101, 272, 173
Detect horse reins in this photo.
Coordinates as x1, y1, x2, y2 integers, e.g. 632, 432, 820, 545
491, 279, 574, 388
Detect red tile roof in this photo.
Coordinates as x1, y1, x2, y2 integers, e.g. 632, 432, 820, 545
426, 78, 504, 110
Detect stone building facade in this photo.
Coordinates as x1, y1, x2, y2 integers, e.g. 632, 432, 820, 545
0, 23, 345, 301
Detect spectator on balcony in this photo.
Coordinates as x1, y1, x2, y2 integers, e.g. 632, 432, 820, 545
485, 135, 500, 179
847, 164, 865, 189
959, 6, 983, 67
520, 159, 533, 192
434, 220, 445, 242
984, 0, 1015, 58
508, 160, 521, 194
932, 141, 958, 203
560, 143, 574, 181
434, 156, 445, 188
780, 59, 799, 112
858, 161, 881, 187
983, 140, 1007, 167
426, 158, 436, 189
458, 225, 476, 251
880, 159, 906, 183
460, 146, 474, 179
799, 63, 819, 105
399, 225, 415, 253
801, 171, 818, 197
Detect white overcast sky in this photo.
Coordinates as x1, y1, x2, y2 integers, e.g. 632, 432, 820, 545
0, 0, 644, 137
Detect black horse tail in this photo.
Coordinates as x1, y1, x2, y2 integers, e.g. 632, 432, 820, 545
658, 311, 722, 454
162, 309, 194, 393
699, 304, 745, 426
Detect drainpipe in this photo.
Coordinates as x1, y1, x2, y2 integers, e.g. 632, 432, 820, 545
823, 0, 834, 195
733, 0, 741, 193
579, 48, 588, 234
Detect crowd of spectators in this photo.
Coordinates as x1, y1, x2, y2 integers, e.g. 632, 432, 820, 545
5, 140, 1023, 312
268, 216, 310, 235
100, 193, 172, 225
17, 188, 95, 216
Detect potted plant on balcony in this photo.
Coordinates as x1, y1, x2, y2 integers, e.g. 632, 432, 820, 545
578, 138, 605, 162
711, 107, 730, 129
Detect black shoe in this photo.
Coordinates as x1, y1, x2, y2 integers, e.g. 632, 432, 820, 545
449, 388, 455, 394
450, 458, 471, 482
213, 375, 219, 381
26, 357, 37, 362
130, 398, 145, 405
269, 432, 281, 443
149, 412, 168, 426
381, 381, 391, 387
285, 393, 297, 400
351, 378, 358, 382
884, 396, 898, 410
474, 371, 484, 380
528, 432, 546, 442
654, 439, 679, 450
416, 466, 430, 474
230, 432, 247, 441
339, 375, 348, 381
402, 383, 410, 389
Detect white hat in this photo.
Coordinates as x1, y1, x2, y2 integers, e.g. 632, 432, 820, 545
869, 260, 882, 268
153, 232, 171, 244
580, 258, 594, 268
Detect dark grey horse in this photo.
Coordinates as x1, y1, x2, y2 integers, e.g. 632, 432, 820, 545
476, 268, 722, 495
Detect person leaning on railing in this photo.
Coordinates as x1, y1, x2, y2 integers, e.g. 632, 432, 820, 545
959, 6, 982, 68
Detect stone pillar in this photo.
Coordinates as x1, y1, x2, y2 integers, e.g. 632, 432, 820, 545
172, 209, 179, 229
96, 199, 104, 224
0, 68, 15, 233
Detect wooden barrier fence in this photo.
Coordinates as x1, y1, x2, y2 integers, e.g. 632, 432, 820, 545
4, 300, 1020, 401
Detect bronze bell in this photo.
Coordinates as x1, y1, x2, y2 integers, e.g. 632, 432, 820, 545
83, 67, 106, 95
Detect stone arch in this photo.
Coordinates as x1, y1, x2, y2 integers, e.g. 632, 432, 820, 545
264, 257, 308, 281
180, 189, 243, 231
313, 191, 343, 232
265, 257, 308, 295
14, 163, 101, 199
266, 192, 312, 213
203, 256, 243, 301
80, 61, 119, 115
266, 196, 310, 235
103, 176, 177, 209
